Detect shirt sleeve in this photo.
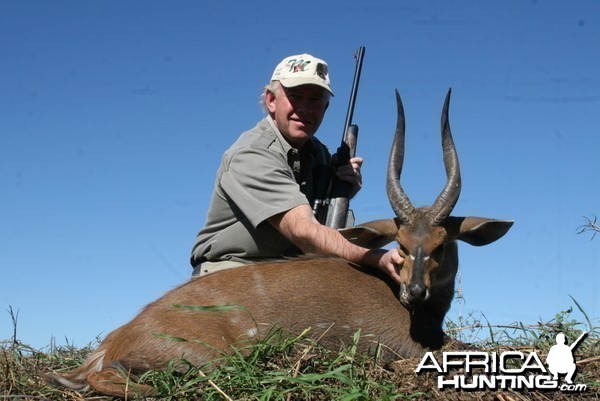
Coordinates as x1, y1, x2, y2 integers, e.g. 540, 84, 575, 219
219, 145, 309, 228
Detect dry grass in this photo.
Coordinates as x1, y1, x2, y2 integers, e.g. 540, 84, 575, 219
1, 304, 598, 400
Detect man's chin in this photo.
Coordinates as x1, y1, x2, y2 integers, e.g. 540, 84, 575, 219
286, 131, 314, 148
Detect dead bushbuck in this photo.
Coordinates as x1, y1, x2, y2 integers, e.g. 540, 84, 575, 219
47, 89, 513, 398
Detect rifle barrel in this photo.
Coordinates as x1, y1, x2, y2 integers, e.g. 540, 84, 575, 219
342, 46, 365, 141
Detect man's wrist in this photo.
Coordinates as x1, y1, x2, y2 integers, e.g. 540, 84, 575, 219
359, 248, 386, 269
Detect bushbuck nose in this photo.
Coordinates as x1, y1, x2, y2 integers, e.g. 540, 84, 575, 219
408, 282, 428, 302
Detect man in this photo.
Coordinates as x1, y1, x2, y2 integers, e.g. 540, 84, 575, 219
546, 332, 586, 384
191, 53, 403, 282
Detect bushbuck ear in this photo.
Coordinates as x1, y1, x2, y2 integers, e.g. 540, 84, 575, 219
445, 217, 514, 246
339, 218, 400, 249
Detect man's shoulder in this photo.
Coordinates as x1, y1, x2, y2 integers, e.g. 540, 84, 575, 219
232, 118, 277, 149
221, 118, 284, 170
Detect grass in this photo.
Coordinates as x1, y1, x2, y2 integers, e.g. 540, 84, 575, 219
1, 301, 598, 400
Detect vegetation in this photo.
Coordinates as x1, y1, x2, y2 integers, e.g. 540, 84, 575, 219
1, 301, 598, 400
578, 215, 600, 240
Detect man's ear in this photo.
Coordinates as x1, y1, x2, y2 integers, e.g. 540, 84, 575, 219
265, 90, 277, 113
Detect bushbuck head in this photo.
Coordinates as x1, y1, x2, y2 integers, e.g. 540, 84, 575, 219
343, 89, 513, 308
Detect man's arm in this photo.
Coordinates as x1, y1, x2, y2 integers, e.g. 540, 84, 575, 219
268, 204, 403, 283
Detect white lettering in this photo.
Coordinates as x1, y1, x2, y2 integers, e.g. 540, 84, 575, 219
443, 351, 468, 370
522, 351, 547, 373
417, 350, 586, 392
464, 351, 491, 373
561, 383, 587, 392
478, 374, 495, 388
415, 352, 442, 373
500, 351, 525, 374
437, 375, 460, 389
536, 376, 559, 389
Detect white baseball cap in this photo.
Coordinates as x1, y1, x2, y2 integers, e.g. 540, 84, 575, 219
270, 53, 334, 95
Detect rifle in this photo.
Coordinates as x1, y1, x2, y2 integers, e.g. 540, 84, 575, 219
314, 46, 365, 228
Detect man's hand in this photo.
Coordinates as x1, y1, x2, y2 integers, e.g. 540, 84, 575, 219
373, 248, 404, 285
335, 156, 363, 197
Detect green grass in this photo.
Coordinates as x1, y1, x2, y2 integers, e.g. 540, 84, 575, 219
140, 328, 404, 401
1, 301, 598, 400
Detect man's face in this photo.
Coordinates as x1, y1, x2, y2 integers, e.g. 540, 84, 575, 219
266, 84, 329, 148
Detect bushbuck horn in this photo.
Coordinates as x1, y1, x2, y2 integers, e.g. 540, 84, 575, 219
386, 90, 415, 224
428, 88, 461, 224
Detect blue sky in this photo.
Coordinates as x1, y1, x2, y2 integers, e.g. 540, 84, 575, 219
1, 1, 599, 349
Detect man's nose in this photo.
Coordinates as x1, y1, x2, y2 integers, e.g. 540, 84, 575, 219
294, 98, 309, 114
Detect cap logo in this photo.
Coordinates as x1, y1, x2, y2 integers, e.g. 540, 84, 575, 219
287, 58, 311, 73
316, 63, 327, 80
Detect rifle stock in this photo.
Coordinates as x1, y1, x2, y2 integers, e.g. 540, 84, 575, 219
324, 124, 358, 228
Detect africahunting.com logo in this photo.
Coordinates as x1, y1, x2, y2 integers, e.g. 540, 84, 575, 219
415, 331, 588, 393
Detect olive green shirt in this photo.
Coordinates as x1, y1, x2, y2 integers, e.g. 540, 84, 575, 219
190, 116, 331, 267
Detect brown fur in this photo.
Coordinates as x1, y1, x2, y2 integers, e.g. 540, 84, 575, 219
46, 253, 462, 397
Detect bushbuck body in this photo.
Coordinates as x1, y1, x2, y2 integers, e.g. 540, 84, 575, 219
47, 90, 513, 398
